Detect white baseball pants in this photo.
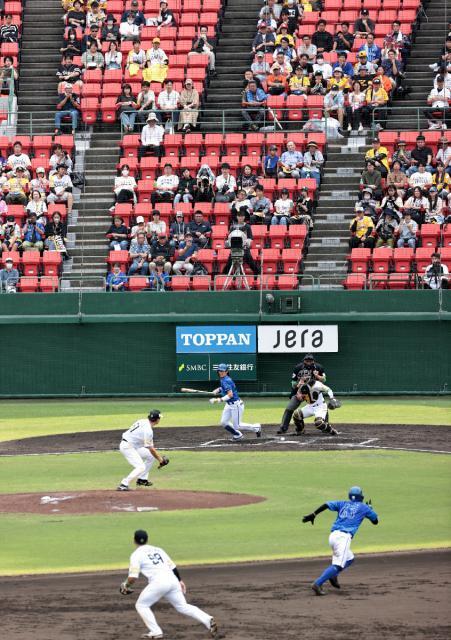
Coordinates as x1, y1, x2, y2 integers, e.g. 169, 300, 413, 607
136, 576, 212, 636
300, 401, 328, 421
119, 441, 154, 487
220, 401, 259, 432
329, 530, 354, 568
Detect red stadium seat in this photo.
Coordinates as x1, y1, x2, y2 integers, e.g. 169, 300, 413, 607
261, 248, 280, 273
350, 248, 371, 273
420, 224, 440, 248
211, 225, 228, 250
81, 98, 99, 124
171, 275, 191, 291
245, 133, 264, 156
441, 247, 451, 270
164, 134, 183, 157
113, 204, 134, 225
195, 249, 215, 272
21, 252, 41, 276
372, 247, 393, 273
19, 276, 39, 293
393, 248, 414, 273
388, 273, 414, 289
250, 225, 268, 250
268, 225, 288, 250
204, 134, 223, 157
42, 252, 62, 276
191, 275, 211, 290
128, 276, 148, 291
368, 273, 389, 289
286, 95, 306, 121
280, 249, 301, 274
40, 276, 59, 292
343, 274, 366, 290
288, 225, 307, 249
100, 97, 117, 123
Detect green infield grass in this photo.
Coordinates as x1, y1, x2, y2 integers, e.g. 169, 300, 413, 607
0, 396, 450, 442
0, 449, 449, 575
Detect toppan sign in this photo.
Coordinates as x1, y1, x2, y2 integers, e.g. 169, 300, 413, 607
176, 326, 257, 353
258, 325, 338, 353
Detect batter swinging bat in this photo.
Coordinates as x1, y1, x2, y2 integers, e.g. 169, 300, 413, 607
180, 387, 215, 394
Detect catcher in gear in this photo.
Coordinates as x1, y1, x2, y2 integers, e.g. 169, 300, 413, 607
287, 380, 341, 436
278, 354, 327, 434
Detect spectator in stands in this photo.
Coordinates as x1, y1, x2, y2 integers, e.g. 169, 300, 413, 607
291, 186, 313, 228
361, 161, 382, 201
173, 233, 198, 275
278, 141, 303, 178
7, 141, 31, 177
346, 81, 365, 132
353, 66, 372, 93
313, 53, 333, 80
324, 84, 344, 128
49, 145, 72, 178
223, 211, 259, 274
22, 212, 45, 251
169, 211, 188, 247
121, 0, 146, 28
130, 216, 147, 240
138, 113, 164, 158
26, 189, 48, 223
136, 82, 157, 123
241, 79, 267, 131
149, 263, 171, 290
126, 39, 146, 73
30, 168, 50, 199
145, 38, 169, 84
151, 163, 179, 205
252, 51, 270, 84
67, 0, 86, 29
106, 216, 129, 250
301, 141, 323, 186
281, 0, 302, 34
381, 48, 404, 90
102, 14, 120, 43
262, 145, 279, 178
237, 165, 258, 197
309, 70, 328, 95
365, 138, 390, 177
327, 68, 350, 92
105, 41, 123, 70
258, 5, 277, 32
423, 252, 449, 289
297, 34, 317, 61
349, 207, 375, 249
359, 33, 381, 66
174, 168, 196, 204
427, 186, 444, 224
128, 232, 151, 275
4, 167, 29, 205
57, 54, 82, 89
275, 23, 295, 48
312, 20, 333, 53
260, 0, 282, 22
230, 190, 252, 221
158, 79, 180, 128
55, 83, 81, 135
61, 28, 82, 57
242, 69, 262, 90
1, 216, 22, 253
189, 211, 212, 247
106, 263, 127, 291
296, 54, 314, 79
0, 56, 17, 94
406, 135, 434, 176
0, 257, 19, 292
374, 211, 397, 248
252, 22, 276, 55
333, 52, 354, 79
357, 187, 378, 219
214, 162, 237, 203
362, 78, 388, 129
386, 20, 411, 63
380, 185, 404, 220
355, 51, 376, 76
271, 53, 292, 78
81, 23, 101, 54
0, 14, 18, 43
424, 76, 451, 130
374, 66, 394, 96
436, 137, 451, 175
273, 37, 296, 65
391, 141, 411, 175
48, 165, 74, 214
404, 186, 429, 224
250, 184, 273, 225
354, 9, 375, 38
147, 210, 166, 241
178, 78, 199, 132
44, 211, 68, 256
195, 165, 215, 202
266, 64, 288, 96
408, 162, 433, 191
120, 13, 140, 41
397, 209, 418, 249
116, 84, 138, 132
87, 1, 106, 29
288, 65, 310, 96
147, 0, 176, 30
333, 22, 354, 54
189, 25, 216, 76
432, 161, 451, 196
272, 188, 293, 225
81, 41, 104, 70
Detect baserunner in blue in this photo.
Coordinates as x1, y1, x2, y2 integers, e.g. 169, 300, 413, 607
302, 486, 379, 595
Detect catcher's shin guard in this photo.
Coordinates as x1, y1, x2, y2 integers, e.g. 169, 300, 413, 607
292, 410, 305, 435
315, 416, 338, 436
277, 410, 293, 434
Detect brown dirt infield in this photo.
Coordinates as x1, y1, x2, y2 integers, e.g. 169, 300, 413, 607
0, 423, 449, 457
0, 489, 265, 516
0, 550, 449, 640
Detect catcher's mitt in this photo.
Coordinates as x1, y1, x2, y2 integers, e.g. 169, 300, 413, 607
158, 455, 170, 469
119, 581, 134, 595
328, 398, 342, 410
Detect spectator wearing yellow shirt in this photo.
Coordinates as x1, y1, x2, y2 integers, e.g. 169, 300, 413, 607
327, 68, 351, 92
432, 161, 451, 196
4, 167, 29, 205
289, 67, 310, 96
365, 138, 390, 177
362, 78, 389, 129
349, 207, 375, 249
275, 23, 296, 48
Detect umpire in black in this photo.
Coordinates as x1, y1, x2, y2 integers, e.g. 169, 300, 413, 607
277, 354, 326, 434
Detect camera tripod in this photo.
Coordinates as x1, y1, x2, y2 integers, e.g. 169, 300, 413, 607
223, 258, 250, 290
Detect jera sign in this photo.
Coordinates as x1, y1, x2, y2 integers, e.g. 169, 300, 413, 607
258, 325, 338, 353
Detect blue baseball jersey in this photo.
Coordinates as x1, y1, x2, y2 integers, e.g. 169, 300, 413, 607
220, 375, 240, 404
327, 500, 378, 537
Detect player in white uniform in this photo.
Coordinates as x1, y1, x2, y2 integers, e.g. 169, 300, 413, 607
117, 409, 169, 491
120, 529, 218, 639
292, 379, 341, 436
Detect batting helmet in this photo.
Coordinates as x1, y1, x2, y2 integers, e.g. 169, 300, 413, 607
348, 486, 364, 502
134, 529, 148, 545
148, 409, 162, 422
303, 353, 314, 361
217, 363, 229, 372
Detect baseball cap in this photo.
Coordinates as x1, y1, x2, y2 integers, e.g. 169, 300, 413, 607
175, 211, 184, 217
148, 409, 162, 421
398, 139, 406, 145
303, 353, 314, 360
358, 51, 367, 57
90, 24, 99, 30
16, 166, 24, 171
36, 166, 45, 174
372, 137, 380, 143
136, 215, 145, 223
5, 257, 13, 264
217, 363, 229, 372
331, 84, 339, 90
333, 67, 343, 73
361, 8, 369, 14
372, 78, 381, 84
152, 37, 160, 43
134, 530, 149, 545
256, 51, 264, 57
269, 145, 277, 150
147, 112, 158, 121
429, 186, 438, 192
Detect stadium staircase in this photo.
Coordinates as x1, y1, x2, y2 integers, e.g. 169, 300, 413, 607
386, 0, 447, 130
17, 0, 62, 134
202, 0, 262, 131
301, 136, 368, 286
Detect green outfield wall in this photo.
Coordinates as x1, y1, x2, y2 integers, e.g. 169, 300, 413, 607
1, 290, 449, 396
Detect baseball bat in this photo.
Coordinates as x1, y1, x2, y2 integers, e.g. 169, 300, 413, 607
180, 387, 214, 394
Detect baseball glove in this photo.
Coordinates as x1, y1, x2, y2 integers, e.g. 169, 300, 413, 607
158, 455, 170, 469
302, 513, 316, 525
119, 581, 134, 595
327, 398, 342, 410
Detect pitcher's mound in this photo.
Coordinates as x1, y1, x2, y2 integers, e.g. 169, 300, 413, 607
0, 489, 265, 515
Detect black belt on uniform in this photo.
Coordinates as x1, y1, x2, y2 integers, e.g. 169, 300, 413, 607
122, 438, 128, 443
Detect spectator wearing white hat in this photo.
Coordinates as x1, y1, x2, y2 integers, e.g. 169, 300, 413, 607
301, 141, 324, 187
29, 167, 50, 197
0, 257, 19, 292
251, 51, 270, 84
138, 113, 165, 159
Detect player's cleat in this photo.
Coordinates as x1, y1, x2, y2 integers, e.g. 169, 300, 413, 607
141, 634, 163, 639
117, 484, 130, 491
277, 427, 288, 435
209, 617, 219, 637
329, 427, 339, 436
137, 479, 153, 487
255, 423, 262, 438
311, 582, 326, 596
231, 434, 244, 442
329, 576, 341, 589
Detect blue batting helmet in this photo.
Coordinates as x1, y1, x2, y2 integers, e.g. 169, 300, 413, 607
217, 363, 229, 372
348, 486, 364, 502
